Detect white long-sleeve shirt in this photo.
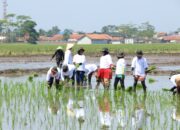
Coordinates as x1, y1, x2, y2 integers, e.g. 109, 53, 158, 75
85, 64, 97, 75
131, 57, 148, 76
46, 67, 61, 81
100, 54, 113, 69
115, 58, 126, 75
73, 54, 86, 71
61, 64, 75, 81
64, 50, 73, 65
170, 74, 180, 86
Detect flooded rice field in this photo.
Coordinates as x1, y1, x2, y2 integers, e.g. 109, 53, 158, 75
0, 54, 180, 130
0, 75, 179, 130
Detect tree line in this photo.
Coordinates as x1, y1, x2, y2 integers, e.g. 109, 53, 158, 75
0, 14, 180, 44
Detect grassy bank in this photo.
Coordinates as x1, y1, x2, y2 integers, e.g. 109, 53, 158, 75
0, 43, 180, 56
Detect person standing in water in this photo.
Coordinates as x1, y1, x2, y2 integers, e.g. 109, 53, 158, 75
51, 46, 64, 68
97, 48, 114, 89
73, 47, 86, 86
64, 44, 74, 65
131, 50, 148, 92
114, 52, 126, 90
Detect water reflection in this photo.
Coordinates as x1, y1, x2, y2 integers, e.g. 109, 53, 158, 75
172, 95, 180, 122
47, 92, 60, 115
98, 91, 112, 129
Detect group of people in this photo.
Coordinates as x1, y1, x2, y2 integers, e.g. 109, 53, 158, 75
46, 43, 151, 92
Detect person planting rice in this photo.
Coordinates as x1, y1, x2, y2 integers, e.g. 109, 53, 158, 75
46, 66, 61, 89
169, 74, 180, 94
61, 64, 76, 86
114, 52, 126, 91
84, 64, 98, 88
73, 47, 86, 86
64, 44, 74, 65
51, 46, 64, 68
131, 50, 148, 92
97, 48, 114, 89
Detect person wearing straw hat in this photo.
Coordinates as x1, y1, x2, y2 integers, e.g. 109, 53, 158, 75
169, 74, 180, 94
64, 44, 74, 65
114, 52, 126, 90
97, 48, 114, 89
51, 46, 64, 68
73, 47, 86, 86
131, 50, 148, 92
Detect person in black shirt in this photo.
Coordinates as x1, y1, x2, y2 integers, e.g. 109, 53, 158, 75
51, 46, 64, 68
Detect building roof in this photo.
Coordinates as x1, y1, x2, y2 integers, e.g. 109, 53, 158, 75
163, 35, 180, 41
85, 34, 112, 40
50, 34, 63, 41
111, 36, 124, 41
69, 34, 84, 40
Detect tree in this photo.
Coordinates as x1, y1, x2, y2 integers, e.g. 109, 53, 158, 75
39, 29, 47, 36
20, 20, 39, 44
46, 26, 60, 36
101, 25, 118, 33
138, 22, 155, 38
63, 29, 73, 41
117, 24, 138, 38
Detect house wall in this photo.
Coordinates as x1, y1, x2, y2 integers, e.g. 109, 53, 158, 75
92, 40, 110, 44
77, 37, 92, 44
111, 41, 122, 44
125, 39, 134, 44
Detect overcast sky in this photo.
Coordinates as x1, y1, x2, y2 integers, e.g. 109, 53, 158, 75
1, 0, 180, 32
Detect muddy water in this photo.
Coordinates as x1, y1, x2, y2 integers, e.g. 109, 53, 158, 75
0, 75, 172, 91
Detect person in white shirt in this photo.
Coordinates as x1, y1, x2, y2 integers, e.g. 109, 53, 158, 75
61, 64, 75, 86
114, 52, 126, 90
169, 74, 180, 94
73, 47, 86, 86
97, 48, 114, 89
46, 66, 61, 89
85, 64, 98, 87
131, 50, 148, 92
64, 44, 74, 65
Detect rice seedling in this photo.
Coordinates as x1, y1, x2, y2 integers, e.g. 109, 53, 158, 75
148, 78, 156, 84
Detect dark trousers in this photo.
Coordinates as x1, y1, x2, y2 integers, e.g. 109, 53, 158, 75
88, 72, 93, 86
133, 78, 147, 92
56, 60, 63, 68
114, 76, 125, 90
76, 71, 85, 86
47, 77, 60, 89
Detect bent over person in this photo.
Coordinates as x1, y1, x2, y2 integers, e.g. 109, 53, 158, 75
46, 66, 61, 89
51, 46, 64, 68
170, 74, 180, 94
97, 48, 114, 89
131, 50, 148, 92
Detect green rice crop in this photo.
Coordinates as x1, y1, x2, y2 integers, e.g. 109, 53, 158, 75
0, 43, 180, 56
0, 79, 178, 130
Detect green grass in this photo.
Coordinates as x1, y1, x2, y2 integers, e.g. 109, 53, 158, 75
0, 43, 180, 56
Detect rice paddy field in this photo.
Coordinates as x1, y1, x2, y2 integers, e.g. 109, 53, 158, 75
1, 43, 180, 130
0, 43, 180, 56
0, 75, 179, 130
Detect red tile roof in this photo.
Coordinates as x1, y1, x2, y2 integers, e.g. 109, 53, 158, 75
50, 34, 63, 41
86, 34, 112, 40
111, 36, 124, 41
69, 34, 84, 40
163, 35, 180, 41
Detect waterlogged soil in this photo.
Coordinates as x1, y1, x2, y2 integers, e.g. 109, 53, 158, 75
0, 76, 179, 130
0, 54, 180, 76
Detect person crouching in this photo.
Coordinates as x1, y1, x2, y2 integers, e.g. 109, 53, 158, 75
114, 52, 126, 90
84, 64, 98, 88
73, 48, 86, 86
97, 48, 114, 89
61, 64, 76, 86
170, 74, 180, 94
131, 50, 148, 92
46, 66, 61, 89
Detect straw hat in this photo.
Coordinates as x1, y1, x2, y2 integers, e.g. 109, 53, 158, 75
66, 44, 74, 50
56, 46, 63, 50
